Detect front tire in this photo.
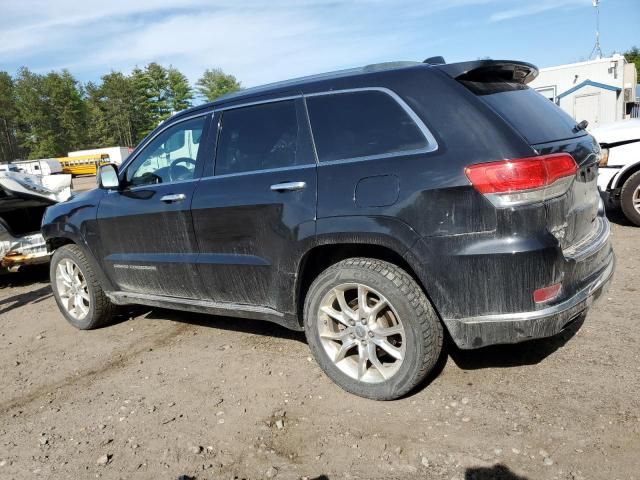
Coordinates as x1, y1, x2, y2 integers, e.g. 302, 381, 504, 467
303, 258, 443, 400
50, 244, 115, 329
620, 170, 640, 227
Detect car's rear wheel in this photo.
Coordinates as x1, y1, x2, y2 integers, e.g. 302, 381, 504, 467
620, 170, 640, 227
304, 258, 443, 400
50, 244, 115, 329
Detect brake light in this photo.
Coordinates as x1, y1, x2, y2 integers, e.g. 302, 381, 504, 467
465, 153, 577, 207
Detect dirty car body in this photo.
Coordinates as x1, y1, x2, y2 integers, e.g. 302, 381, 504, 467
42, 59, 614, 398
0, 171, 71, 272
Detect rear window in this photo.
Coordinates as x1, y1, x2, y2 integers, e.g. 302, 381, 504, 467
306, 90, 428, 162
461, 78, 581, 145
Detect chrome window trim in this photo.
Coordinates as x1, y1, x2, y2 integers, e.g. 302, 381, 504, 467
112, 177, 201, 194
119, 111, 211, 176
204, 87, 438, 178
215, 95, 302, 112
304, 87, 439, 162
201, 163, 315, 181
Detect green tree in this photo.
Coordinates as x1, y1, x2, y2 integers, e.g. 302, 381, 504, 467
86, 71, 137, 147
624, 46, 640, 75
0, 72, 20, 162
130, 63, 194, 139
167, 67, 193, 113
196, 68, 241, 102
14, 68, 87, 158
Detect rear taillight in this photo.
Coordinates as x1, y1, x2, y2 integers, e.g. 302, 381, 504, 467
465, 153, 577, 207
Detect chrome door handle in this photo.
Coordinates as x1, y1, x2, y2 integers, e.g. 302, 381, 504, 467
160, 193, 186, 203
270, 181, 306, 192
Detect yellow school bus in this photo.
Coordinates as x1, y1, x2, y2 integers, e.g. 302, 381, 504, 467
56, 154, 111, 176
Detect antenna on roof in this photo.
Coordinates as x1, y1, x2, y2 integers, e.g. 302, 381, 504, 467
589, 0, 603, 59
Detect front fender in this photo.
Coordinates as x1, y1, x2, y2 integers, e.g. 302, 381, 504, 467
42, 189, 115, 291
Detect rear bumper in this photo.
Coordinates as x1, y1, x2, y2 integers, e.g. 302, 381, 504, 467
443, 251, 615, 349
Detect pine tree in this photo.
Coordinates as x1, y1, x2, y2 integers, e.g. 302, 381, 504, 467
0, 72, 20, 162
196, 68, 241, 102
167, 66, 193, 113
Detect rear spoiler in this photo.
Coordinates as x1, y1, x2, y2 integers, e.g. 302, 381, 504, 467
434, 60, 539, 85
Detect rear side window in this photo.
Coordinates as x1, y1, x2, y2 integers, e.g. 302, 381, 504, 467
306, 90, 428, 162
215, 100, 305, 175
460, 78, 581, 145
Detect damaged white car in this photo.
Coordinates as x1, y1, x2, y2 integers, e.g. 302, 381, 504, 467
592, 119, 640, 226
0, 171, 71, 272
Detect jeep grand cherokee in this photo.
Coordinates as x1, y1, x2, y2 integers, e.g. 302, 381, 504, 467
42, 59, 614, 400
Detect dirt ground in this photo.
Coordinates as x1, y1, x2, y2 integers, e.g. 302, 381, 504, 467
0, 186, 638, 479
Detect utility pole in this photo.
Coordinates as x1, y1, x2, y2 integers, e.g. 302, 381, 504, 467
589, 0, 603, 59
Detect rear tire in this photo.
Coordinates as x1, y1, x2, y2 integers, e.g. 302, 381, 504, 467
620, 171, 640, 227
50, 244, 115, 329
303, 258, 443, 400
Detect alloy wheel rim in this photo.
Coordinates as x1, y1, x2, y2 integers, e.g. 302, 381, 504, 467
633, 185, 640, 215
317, 283, 406, 384
55, 259, 90, 320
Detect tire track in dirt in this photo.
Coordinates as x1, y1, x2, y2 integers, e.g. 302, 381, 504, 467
0, 322, 192, 415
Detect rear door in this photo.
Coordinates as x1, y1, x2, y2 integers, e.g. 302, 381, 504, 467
96, 114, 210, 299
191, 97, 317, 311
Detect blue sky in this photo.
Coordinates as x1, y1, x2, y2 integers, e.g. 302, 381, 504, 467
0, 0, 638, 87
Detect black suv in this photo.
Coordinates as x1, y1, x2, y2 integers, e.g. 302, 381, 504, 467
42, 59, 614, 400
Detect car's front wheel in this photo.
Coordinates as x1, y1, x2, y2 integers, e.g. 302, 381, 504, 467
50, 244, 115, 329
304, 258, 443, 400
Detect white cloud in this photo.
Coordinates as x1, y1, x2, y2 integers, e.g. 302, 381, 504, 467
489, 0, 586, 22
0, 0, 593, 85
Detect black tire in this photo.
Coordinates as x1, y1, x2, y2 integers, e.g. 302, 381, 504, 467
620, 171, 640, 227
50, 244, 115, 329
303, 258, 443, 400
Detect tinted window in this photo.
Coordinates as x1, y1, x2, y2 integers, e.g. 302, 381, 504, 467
461, 78, 581, 145
306, 90, 428, 162
215, 100, 305, 175
127, 116, 205, 187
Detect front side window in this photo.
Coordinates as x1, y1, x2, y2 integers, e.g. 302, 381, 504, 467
215, 100, 304, 175
306, 90, 428, 162
127, 116, 205, 187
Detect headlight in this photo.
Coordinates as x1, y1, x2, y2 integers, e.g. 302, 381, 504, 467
599, 147, 609, 167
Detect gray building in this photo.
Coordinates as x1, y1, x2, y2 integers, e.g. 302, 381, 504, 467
529, 54, 638, 127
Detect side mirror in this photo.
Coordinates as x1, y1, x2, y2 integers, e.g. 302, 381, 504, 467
97, 163, 120, 189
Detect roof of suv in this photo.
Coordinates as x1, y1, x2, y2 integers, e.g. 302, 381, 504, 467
171, 61, 429, 120
216, 61, 424, 102
169, 58, 538, 121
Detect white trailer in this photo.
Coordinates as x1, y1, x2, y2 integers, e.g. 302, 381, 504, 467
68, 146, 131, 165
10, 158, 62, 175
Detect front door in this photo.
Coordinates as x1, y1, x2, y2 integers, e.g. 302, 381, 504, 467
191, 98, 317, 313
96, 114, 210, 299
